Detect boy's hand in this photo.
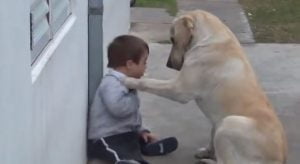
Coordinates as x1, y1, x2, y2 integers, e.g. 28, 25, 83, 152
141, 132, 158, 143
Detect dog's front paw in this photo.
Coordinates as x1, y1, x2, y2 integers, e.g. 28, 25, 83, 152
123, 77, 139, 89
195, 147, 215, 160
123, 77, 145, 90
195, 159, 216, 164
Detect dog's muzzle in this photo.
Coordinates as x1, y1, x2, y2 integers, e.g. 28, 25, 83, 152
166, 56, 183, 71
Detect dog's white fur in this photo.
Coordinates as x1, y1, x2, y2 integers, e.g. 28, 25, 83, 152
125, 10, 287, 164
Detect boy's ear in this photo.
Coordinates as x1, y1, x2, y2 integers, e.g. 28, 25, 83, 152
126, 60, 135, 68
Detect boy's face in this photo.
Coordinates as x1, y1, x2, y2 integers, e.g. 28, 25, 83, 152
127, 52, 148, 78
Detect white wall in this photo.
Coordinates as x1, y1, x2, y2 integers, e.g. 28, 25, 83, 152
102, 0, 130, 73
0, 0, 88, 164
30, 0, 88, 163
0, 0, 33, 163
0, 0, 131, 163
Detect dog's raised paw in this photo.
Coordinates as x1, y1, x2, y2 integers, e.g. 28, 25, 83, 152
123, 77, 139, 89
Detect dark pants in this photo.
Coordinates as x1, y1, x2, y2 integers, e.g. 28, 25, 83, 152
88, 131, 149, 164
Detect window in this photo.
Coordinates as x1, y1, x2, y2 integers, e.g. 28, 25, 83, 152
30, 0, 71, 63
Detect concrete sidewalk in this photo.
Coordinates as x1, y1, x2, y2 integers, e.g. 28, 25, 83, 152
131, 0, 254, 44
130, 7, 173, 43
177, 0, 254, 43
141, 43, 300, 164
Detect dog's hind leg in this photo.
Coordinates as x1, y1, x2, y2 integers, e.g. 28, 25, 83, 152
214, 116, 272, 164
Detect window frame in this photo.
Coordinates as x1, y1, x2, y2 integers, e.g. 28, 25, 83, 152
30, 0, 72, 64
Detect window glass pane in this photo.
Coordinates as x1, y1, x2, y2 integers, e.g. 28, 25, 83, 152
30, 0, 51, 63
50, 0, 71, 34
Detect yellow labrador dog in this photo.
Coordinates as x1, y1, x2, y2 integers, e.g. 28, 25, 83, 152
124, 10, 287, 164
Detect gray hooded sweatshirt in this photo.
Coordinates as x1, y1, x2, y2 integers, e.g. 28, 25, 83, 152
88, 69, 147, 139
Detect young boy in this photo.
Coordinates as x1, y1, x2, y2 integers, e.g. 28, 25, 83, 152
88, 35, 178, 164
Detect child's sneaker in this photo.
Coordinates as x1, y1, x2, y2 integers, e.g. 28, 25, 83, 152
141, 137, 178, 156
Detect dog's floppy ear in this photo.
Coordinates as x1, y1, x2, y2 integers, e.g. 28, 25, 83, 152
182, 15, 194, 30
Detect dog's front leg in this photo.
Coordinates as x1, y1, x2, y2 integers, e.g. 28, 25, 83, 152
195, 125, 216, 160
124, 77, 194, 104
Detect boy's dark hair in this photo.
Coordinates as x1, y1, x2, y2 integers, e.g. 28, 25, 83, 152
107, 35, 149, 68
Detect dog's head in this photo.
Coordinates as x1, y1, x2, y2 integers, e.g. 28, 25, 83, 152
167, 13, 195, 70
167, 10, 233, 71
